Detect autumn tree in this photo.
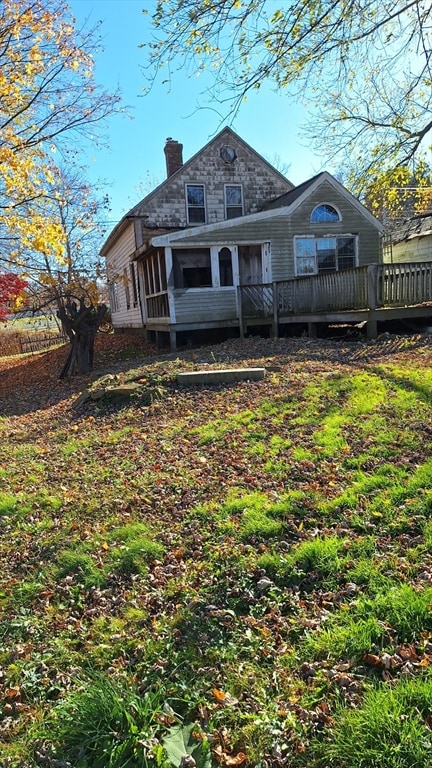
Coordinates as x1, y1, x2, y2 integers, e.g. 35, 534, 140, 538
7, 166, 110, 377
362, 164, 432, 227
0, 0, 120, 255
0, 273, 27, 322
0, 0, 120, 373
146, 0, 432, 208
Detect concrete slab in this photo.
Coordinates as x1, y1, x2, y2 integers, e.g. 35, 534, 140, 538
177, 368, 266, 385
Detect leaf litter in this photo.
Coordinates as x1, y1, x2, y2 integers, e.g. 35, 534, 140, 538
1, 332, 432, 766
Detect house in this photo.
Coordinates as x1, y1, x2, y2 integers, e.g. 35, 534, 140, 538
388, 214, 432, 263
101, 127, 384, 349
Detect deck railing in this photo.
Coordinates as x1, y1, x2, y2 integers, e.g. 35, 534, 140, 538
239, 262, 432, 320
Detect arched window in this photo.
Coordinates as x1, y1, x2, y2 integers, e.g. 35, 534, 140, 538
310, 204, 341, 223
218, 247, 233, 286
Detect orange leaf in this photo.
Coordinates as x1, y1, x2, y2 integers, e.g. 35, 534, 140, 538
224, 753, 248, 766
212, 688, 226, 701
5, 686, 20, 700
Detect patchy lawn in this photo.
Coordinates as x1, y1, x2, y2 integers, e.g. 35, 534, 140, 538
1, 332, 432, 767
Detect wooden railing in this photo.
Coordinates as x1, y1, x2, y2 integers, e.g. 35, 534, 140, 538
378, 262, 432, 306
146, 292, 169, 319
239, 262, 432, 320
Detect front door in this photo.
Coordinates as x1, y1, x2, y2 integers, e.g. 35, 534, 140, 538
238, 245, 263, 285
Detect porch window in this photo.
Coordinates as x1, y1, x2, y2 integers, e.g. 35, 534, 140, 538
225, 185, 243, 219
173, 248, 212, 288
218, 247, 233, 286
310, 204, 341, 223
295, 236, 357, 276
186, 184, 206, 224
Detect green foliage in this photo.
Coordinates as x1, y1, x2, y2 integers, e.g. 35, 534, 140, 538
108, 523, 164, 576
0, 492, 16, 516
54, 549, 103, 587
162, 723, 212, 768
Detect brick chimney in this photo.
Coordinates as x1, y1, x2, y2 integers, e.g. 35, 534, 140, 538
164, 137, 183, 177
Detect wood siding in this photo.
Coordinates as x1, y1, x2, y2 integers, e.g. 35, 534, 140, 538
282, 180, 381, 275
106, 223, 142, 329
173, 289, 238, 324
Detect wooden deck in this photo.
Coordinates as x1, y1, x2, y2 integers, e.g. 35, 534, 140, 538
238, 262, 432, 339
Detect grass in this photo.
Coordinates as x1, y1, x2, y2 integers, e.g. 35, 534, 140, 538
321, 677, 432, 768
2, 335, 432, 767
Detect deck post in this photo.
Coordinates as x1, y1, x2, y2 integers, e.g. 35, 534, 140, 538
272, 282, 279, 338
367, 264, 378, 340
169, 328, 177, 351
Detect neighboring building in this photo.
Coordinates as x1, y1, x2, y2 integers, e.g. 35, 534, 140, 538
101, 128, 383, 349
388, 214, 432, 263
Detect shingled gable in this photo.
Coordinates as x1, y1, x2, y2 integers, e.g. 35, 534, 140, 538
127, 126, 294, 218
100, 126, 294, 256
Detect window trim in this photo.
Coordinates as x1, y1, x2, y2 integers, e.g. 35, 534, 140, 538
224, 183, 243, 219
185, 183, 206, 225
294, 234, 358, 277
310, 203, 342, 223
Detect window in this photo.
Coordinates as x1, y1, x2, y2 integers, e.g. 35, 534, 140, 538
310, 204, 341, 223
295, 236, 357, 276
295, 237, 315, 276
123, 267, 131, 309
186, 184, 206, 224
108, 282, 120, 312
225, 185, 243, 219
218, 247, 233, 286
173, 248, 212, 288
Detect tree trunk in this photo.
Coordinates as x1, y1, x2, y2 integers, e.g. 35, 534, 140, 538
58, 300, 107, 379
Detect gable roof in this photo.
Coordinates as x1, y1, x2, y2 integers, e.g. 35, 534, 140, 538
128, 126, 294, 218
100, 127, 294, 255
151, 171, 384, 247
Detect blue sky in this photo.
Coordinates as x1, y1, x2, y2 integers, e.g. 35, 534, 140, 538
69, 0, 329, 225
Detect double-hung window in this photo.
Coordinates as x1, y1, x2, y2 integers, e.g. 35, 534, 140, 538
224, 184, 243, 219
295, 235, 357, 276
186, 184, 206, 224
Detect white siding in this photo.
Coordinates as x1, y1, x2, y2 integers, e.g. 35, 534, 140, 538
106, 224, 143, 330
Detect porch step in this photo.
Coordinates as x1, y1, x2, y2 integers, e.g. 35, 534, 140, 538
177, 368, 266, 385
